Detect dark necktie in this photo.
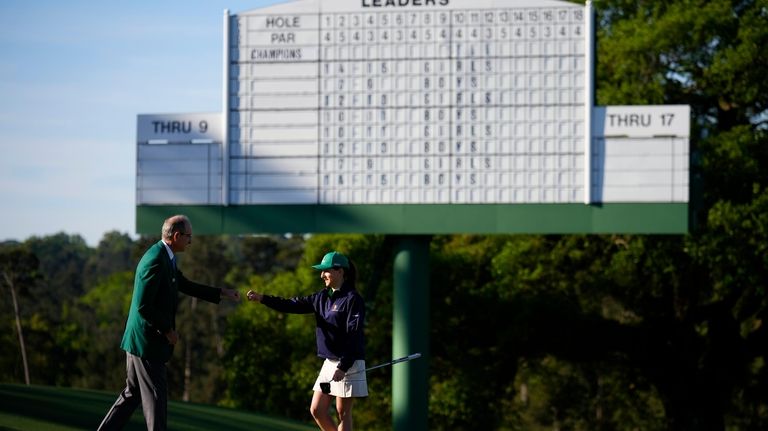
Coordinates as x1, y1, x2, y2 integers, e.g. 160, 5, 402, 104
171, 256, 177, 272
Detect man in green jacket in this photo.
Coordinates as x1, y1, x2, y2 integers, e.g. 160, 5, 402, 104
97, 215, 240, 431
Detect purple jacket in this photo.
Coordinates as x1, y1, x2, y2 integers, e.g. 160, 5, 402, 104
261, 283, 365, 371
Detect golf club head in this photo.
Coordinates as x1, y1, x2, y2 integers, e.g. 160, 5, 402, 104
320, 382, 331, 394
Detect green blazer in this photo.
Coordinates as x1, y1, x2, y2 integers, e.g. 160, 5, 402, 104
120, 240, 221, 362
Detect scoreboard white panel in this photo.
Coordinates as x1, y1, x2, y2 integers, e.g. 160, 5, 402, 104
136, 114, 223, 205
136, 1, 689, 209
591, 105, 690, 203
229, 0, 588, 204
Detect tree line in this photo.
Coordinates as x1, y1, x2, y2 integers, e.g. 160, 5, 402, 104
2, 0, 767, 429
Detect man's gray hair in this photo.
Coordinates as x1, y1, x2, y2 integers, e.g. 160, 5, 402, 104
161, 215, 190, 240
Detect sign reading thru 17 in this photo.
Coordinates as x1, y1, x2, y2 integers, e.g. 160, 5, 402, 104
596, 105, 690, 138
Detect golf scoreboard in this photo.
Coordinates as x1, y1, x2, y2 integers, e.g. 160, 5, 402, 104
136, 0, 690, 234
229, 0, 589, 205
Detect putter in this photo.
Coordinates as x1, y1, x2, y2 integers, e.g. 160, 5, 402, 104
320, 353, 422, 394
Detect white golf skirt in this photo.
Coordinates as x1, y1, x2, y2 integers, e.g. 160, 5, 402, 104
313, 358, 368, 398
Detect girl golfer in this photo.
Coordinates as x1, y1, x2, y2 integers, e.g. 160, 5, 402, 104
247, 251, 367, 431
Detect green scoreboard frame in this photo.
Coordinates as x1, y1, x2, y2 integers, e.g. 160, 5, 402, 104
136, 203, 688, 235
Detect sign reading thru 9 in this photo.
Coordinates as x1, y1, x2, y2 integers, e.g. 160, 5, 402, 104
228, 0, 587, 204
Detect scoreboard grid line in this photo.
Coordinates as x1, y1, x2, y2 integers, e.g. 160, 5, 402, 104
234, 104, 586, 110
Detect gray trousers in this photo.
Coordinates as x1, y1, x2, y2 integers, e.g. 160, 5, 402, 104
97, 352, 168, 431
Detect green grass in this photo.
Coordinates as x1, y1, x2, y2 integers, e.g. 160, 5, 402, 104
0, 384, 315, 431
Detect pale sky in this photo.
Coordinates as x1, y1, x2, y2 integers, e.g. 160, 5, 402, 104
0, 0, 280, 246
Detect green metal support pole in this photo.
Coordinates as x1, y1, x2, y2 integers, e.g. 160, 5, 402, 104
392, 236, 430, 431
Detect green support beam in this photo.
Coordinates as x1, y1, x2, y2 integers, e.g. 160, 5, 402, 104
392, 237, 430, 431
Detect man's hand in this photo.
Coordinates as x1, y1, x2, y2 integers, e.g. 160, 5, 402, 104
221, 288, 241, 301
246, 290, 263, 303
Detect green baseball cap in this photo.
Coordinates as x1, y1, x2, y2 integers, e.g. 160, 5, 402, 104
312, 251, 349, 270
